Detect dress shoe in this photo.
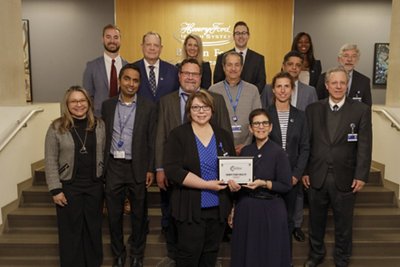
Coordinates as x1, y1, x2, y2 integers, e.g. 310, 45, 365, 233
293, 227, 305, 242
130, 257, 143, 267
113, 255, 126, 267
156, 257, 176, 267
303, 257, 322, 267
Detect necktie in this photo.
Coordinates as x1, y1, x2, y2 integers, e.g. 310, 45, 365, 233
149, 65, 157, 96
109, 59, 118, 97
181, 92, 189, 123
333, 104, 339, 112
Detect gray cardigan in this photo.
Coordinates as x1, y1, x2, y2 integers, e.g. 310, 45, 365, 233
44, 119, 106, 191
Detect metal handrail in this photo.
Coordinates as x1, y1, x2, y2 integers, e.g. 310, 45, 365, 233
0, 107, 44, 152
372, 106, 400, 131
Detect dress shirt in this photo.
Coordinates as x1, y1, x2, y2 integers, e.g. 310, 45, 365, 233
329, 97, 346, 111
144, 59, 160, 87
291, 80, 299, 107
104, 53, 123, 85
347, 70, 353, 96
235, 47, 248, 63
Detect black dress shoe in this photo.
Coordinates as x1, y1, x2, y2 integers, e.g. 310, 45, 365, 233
130, 257, 143, 267
113, 256, 126, 267
303, 257, 322, 267
293, 227, 305, 242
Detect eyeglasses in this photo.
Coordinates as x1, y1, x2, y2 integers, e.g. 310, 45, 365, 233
234, 31, 249, 36
251, 121, 270, 128
191, 105, 211, 112
180, 71, 201, 78
69, 99, 88, 105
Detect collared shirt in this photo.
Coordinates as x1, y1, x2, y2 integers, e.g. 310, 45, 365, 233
111, 94, 137, 159
235, 47, 248, 63
329, 96, 345, 111
104, 53, 123, 85
291, 80, 299, 107
347, 70, 353, 95
144, 59, 160, 87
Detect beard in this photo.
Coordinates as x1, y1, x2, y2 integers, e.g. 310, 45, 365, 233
104, 43, 120, 53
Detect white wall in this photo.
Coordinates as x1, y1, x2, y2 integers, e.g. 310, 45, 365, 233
0, 103, 60, 224
294, 0, 392, 105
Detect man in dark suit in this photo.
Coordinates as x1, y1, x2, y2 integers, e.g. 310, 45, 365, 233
133, 32, 179, 103
315, 44, 372, 106
155, 58, 232, 266
83, 24, 128, 116
213, 21, 266, 94
102, 64, 156, 267
303, 67, 372, 267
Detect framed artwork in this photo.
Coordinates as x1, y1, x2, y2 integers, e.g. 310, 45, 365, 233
22, 19, 33, 102
373, 43, 389, 86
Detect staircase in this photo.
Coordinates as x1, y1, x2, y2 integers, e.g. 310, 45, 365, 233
0, 166, 399, 266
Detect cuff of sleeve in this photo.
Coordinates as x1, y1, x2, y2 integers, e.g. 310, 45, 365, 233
50, 188, 62, 196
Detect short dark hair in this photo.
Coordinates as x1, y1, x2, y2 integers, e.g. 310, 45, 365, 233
233, 21, 249, 34
283, 50, 304, 64
185, 90, 215, 121
178, 58, 202, 74
119, 63, 141, 80
103, 24, 120, 36
248, 108, 270, 124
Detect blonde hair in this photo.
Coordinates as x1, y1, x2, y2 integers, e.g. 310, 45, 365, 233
55, 86, 96, 133
182, 34, 204, 64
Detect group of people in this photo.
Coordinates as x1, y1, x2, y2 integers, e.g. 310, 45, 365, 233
44, 21, 372, 267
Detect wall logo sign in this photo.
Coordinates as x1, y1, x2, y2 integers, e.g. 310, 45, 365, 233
174, 22, 232, 46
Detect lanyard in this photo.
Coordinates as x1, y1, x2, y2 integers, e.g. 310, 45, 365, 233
117, 102, 136, 147
223, 80, 243, 121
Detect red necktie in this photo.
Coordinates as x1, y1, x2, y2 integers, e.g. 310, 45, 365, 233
109, 59, 118, 97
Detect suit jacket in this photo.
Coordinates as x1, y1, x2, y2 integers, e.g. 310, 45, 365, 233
213, 48, 266, 94
266, 105, 309, 180
315, 70, 372, 106
164, 123, 235, 223
101, 95, 156, 183
308, 59, 322, 88
83, 56, 128, 116
155, 90, 232, 169
261, 81, 318, 111
133, 59, 180, 103
305, 98, 372, 191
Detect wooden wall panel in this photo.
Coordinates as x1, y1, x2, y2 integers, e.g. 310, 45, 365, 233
116, 0, 293, 83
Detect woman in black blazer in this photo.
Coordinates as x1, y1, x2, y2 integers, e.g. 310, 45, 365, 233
292, 32, 322, 88
164, 90, 235, 267
177, 34, 212, 89
266, 72, 310, 261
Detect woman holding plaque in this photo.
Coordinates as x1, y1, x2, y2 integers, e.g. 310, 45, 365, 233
45, 86, 105, 267
164, 90, 235, 267
228, 108, 292, 267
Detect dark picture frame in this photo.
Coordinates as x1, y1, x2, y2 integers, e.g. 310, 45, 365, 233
373, 43, 389, 86
22, 19, 33, 102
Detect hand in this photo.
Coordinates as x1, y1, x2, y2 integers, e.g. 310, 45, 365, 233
206, 180, 227, 191
156, 170, 169, 190
146, 172, 154, 188
53, 192, 67, 207
352, 179, 365, 193
302, 175, 310, 189
292, 176, 299, 186
242, 179, 270, 190
235, 144, 245, 155
227, 179, 241, 192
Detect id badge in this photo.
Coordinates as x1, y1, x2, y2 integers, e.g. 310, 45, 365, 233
114, 150, 126, 159
347, 133, 358, 142
232, 124, 242, 133
352, 96, 362, 102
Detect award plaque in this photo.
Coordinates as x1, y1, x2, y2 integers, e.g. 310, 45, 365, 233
218, 156, 253, 184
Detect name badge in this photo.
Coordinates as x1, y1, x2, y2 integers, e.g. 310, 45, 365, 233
114, 150, 125, 159
348, 123, 357, 142
232, 124, 242, 133
352, 96, 362, 102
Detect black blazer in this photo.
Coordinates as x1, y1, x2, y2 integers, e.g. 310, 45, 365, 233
308, 59, 322, 88
315, 70, 372, 106
305, 98, 372, 191
164, 123, 235, 223
101, 95, 157, 183
213, 48, 266, 94
267, 105, 310, 180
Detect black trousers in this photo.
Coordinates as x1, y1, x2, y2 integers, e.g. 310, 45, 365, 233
175, 207, 225, 267
307, 172, 356, 267
56, 178, 104, 267
105, 157, 148, 259
283, 181, 300, 256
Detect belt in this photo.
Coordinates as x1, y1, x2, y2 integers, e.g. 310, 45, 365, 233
247, 191, 280, 200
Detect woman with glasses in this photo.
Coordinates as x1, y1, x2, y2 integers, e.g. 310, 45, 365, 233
266, 72, 310, 264
45, 86, 105, 267
228, 108, 292, 267
177, 34, 212, 89
164, 89, 235, 267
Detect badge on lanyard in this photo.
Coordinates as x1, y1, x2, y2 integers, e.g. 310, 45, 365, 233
347, 123, 358, 142
232, 124, 242, 133
114, 150, 126, 158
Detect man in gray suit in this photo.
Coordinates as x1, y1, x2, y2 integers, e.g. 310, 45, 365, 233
83, 24, 128, 116
155, 58, 231, 267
